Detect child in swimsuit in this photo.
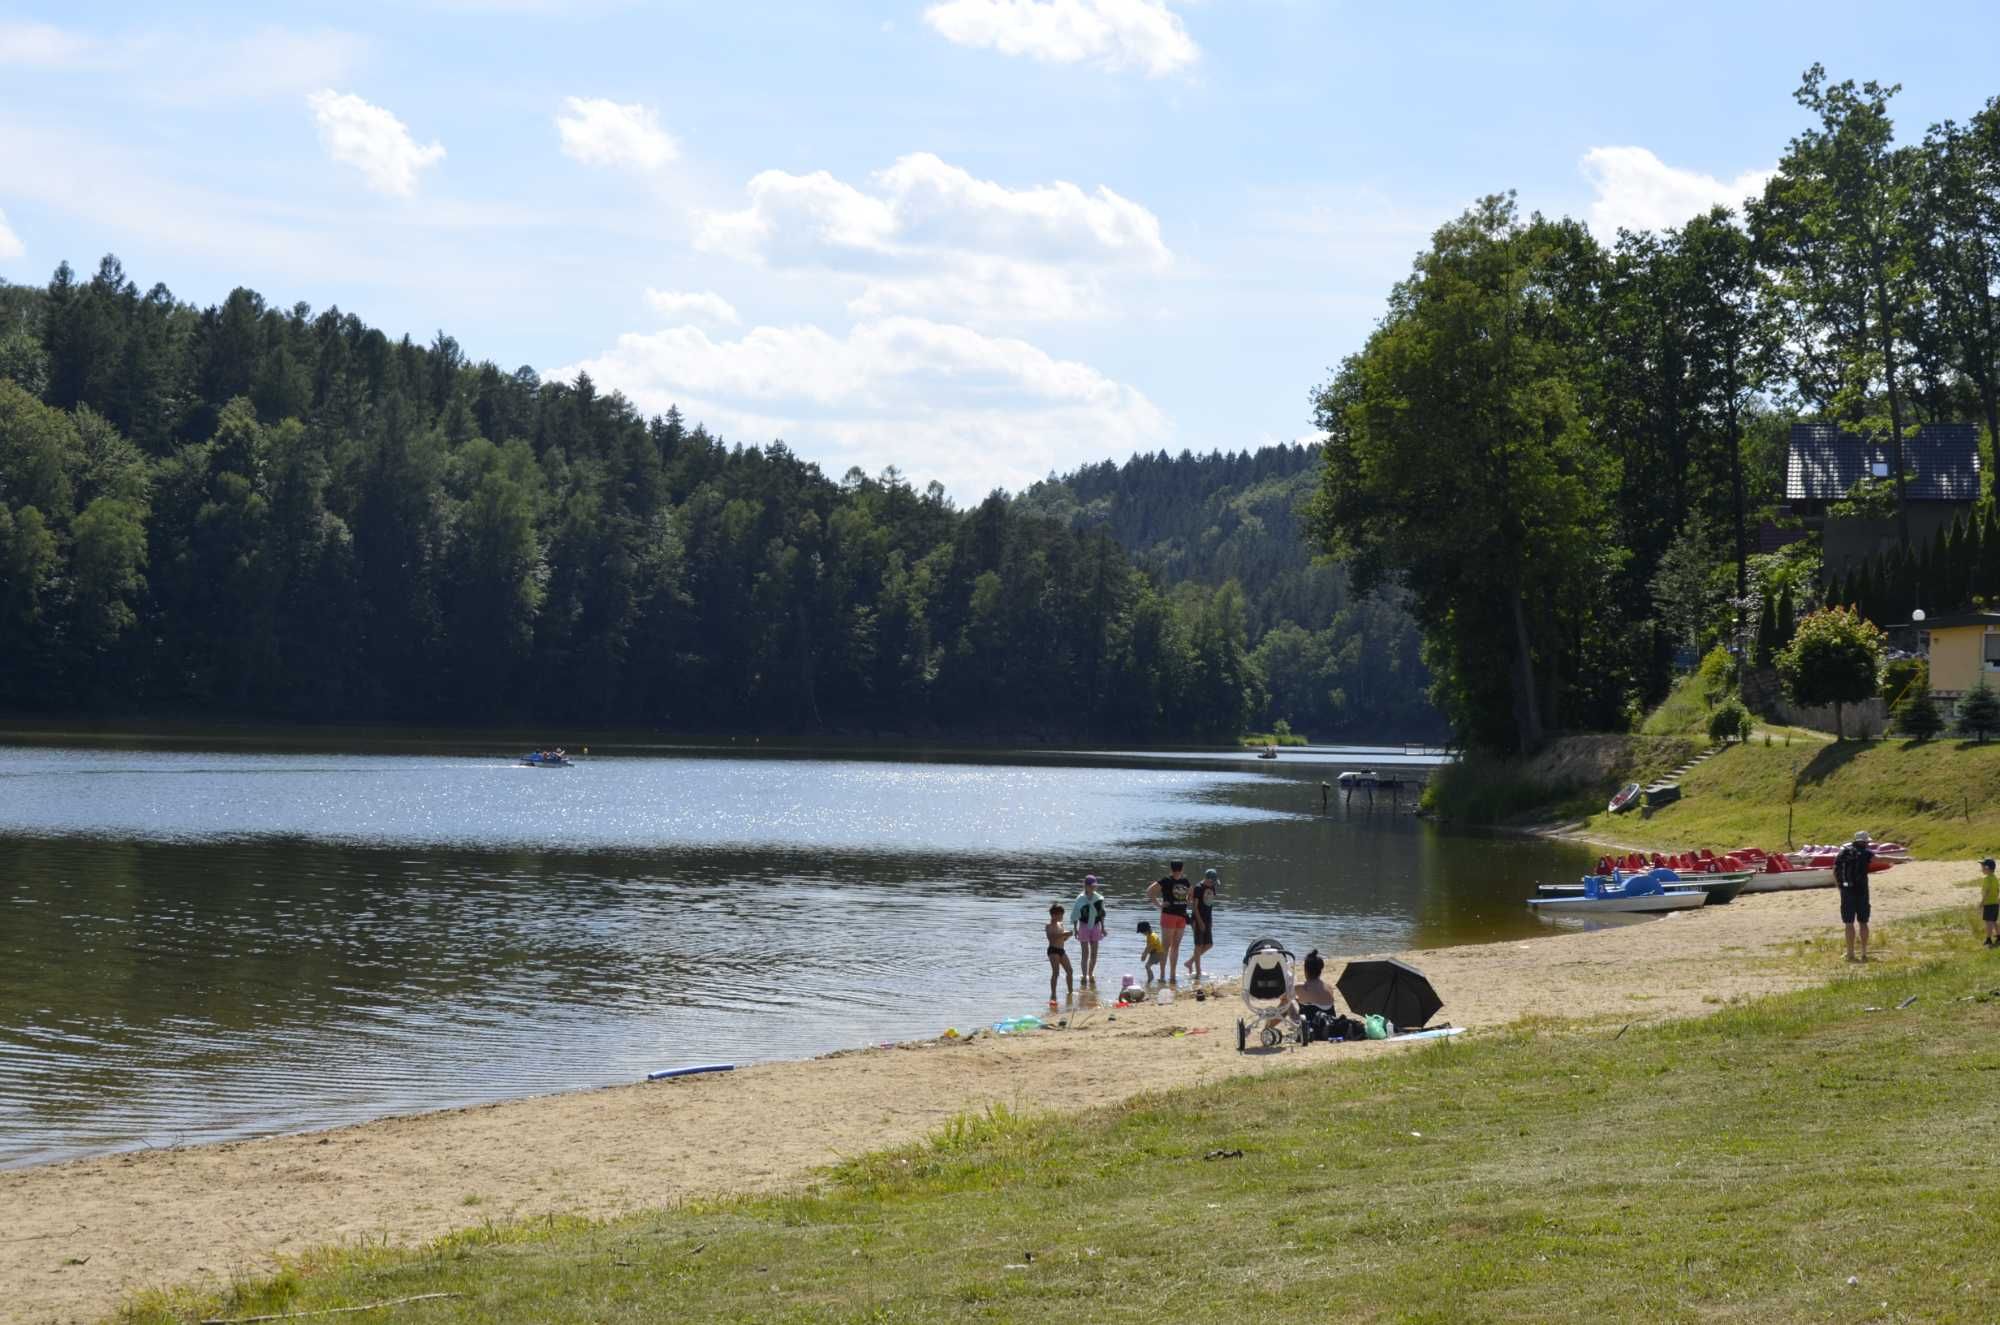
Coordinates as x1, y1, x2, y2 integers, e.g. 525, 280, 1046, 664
1045, 903, 1074, 1005
1137, 919, 1164, 982
1069, 874, 1107, 988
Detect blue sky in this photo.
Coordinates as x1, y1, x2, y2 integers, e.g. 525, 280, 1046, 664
4, 1, 1999, 498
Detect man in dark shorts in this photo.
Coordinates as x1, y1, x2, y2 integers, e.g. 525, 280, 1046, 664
1836, 830, 1874, 962
1980, 858, 1997, 948
1186, 867, 1219, 981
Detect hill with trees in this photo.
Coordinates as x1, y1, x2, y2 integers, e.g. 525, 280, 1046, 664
0, 260, 1268, 741
1017, 448, 1444, 741
1313, 66, 2000, 753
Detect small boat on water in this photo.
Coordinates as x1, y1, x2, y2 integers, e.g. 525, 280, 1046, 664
520, 749, 573, 768
1527, 869, 1708, 914
1257, 745, 1278, 760
1608, 782, 1641, 814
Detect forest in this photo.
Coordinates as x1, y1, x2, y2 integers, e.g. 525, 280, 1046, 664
1314, 67, 2000, 753
0, 259, 1367, 742
1019, 447, 1441, 740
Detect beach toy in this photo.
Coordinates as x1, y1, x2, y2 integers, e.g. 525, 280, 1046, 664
1154, 987, 1175, 1006
646, 1063, 735, 1081
943, 1028, 959, 1039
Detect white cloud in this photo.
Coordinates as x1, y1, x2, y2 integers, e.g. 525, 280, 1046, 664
1580, 147, 1774, 236
553, 315, 1167, 497
924, 0, 1192, 76
923, 0, 1197, 77
307, 90, 446, 197
697, 169, 898, 261
556, 97, 678, 172
847, 257, 1105, 321
695, 152, 1168, 324
0, 207, 23, 261
644, 288, 739, 325
0, 20, 91, 65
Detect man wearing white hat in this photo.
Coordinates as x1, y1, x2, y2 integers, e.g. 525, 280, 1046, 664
1835, 831, 1875, 962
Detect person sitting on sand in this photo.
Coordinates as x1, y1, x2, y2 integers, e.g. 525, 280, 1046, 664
1286, 950, 1346, 1042
1293, 950, 1337, 1009
1045, 903, 1074, 1005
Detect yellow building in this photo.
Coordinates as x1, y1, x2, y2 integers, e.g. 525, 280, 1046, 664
1912, 611, 2000, 699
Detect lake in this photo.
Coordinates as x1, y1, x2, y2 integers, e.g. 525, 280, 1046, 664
0, 741, 1596, 1168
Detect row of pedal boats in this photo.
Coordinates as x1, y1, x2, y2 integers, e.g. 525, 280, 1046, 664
1528, 843, 1909, 914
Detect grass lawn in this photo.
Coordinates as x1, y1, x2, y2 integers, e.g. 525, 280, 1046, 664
1575, 733, 2000, 858
125, 913, 2000, 1325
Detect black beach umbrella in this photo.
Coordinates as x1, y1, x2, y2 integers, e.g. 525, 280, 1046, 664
1335, 959, 1442, 1029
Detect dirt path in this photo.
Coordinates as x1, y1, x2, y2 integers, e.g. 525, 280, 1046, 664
6, 861, 1983, 1323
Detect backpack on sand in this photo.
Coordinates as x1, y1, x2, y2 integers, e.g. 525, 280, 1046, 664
1362, 1013, 1391, 1040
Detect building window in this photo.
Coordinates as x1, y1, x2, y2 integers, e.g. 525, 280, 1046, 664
1871, 460, 1890, 478
1985, 634, 2000, 669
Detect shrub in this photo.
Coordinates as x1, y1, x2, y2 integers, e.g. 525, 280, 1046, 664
1696, 645, 1737, 707
1959, 679, 2000, 744
1708, 699, 1753, 744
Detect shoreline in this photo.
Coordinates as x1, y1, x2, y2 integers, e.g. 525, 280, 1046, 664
5, 860, 1983, 1324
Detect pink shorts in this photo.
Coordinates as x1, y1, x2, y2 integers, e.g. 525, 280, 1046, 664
1075, 923, 1106, 944
1161, 913, 1187, 933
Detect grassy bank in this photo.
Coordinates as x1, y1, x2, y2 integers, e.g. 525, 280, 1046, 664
125, 915, 2000, 1324
1571, 733, 2000, 857
1240, 730, 1310, 747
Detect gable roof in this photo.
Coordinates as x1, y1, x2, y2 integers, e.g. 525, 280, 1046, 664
1894, 610, 2000, 631
1785, 423, 1982, 502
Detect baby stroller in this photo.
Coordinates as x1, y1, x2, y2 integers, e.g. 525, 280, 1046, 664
1236, 937, 1301, 1052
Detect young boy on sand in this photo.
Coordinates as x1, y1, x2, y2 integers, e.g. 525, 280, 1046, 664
1137, 919, 1164, 981
1981, 858, 1998, 948
1045, 903, 1074, 1005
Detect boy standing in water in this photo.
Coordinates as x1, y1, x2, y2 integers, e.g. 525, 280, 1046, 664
1045, 903, 1074, 1005
1186, 867, 1219, 981
1069, 875, 1107, 987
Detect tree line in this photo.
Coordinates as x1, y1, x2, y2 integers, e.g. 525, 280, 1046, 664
0, 260, 1273, 740
1019, 447, 1442, 740
1312, 66, 2000, 753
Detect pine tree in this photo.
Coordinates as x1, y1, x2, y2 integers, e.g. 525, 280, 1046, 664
1754, 593, 1779, 668
1893, 685, 1942, 741
1776, 583, 1797, 647
1959, 678, 2000, 743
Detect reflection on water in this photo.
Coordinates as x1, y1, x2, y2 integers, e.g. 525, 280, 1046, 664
0, 744, 1595, 1167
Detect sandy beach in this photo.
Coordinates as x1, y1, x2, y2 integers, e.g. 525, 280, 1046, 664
5, 859, 1984, 1324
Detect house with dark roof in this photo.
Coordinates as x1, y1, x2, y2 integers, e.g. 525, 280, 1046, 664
1780, 422, 1983, 573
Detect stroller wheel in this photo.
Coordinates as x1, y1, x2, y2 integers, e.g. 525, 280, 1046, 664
1261, 1026, 1282, 1049
1236, 1020, 1248, 1053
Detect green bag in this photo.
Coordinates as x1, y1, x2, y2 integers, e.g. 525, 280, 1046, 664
1363, 1013, 1391, 1040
